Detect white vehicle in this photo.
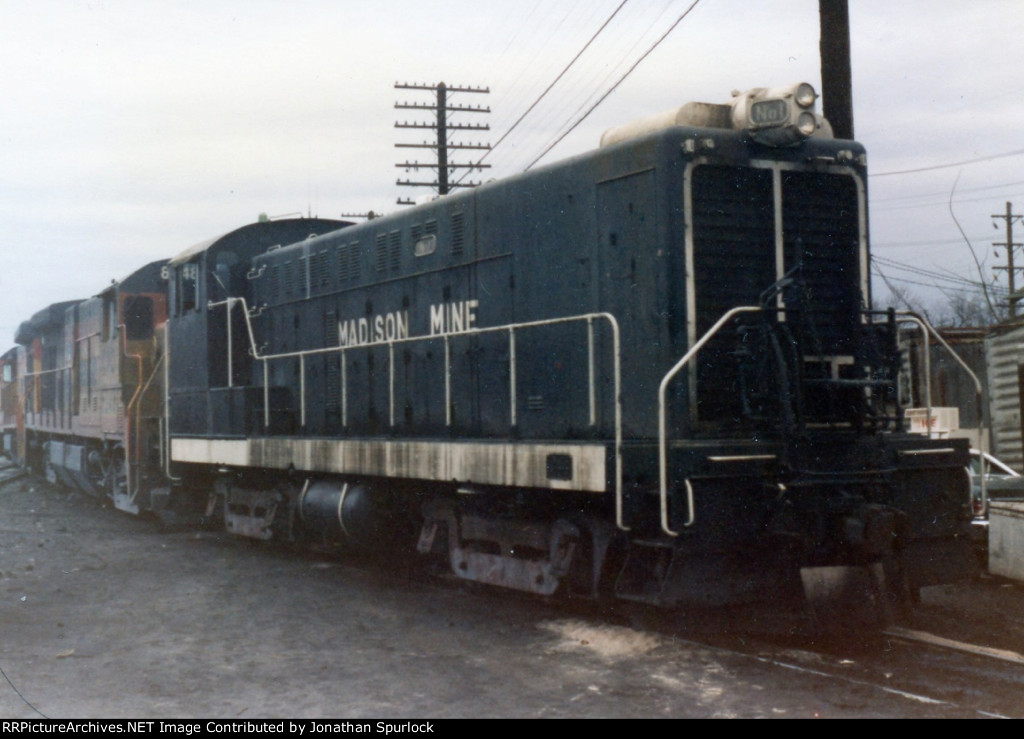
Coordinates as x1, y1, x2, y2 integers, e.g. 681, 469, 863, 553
967, 450, 1024, 558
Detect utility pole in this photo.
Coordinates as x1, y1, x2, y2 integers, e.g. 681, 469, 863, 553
993, 202, 1024, 318
394, 82, 491, 205
819, 0, 854, 141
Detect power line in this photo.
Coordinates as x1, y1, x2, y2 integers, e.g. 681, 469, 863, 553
872, 264, 992, 296
872, 190, 1024, 213
873, 236, 992, 249
870, 264, 933, 316
455, 0, 629, 187
873, 178, 1024, 205
486, 2, 605, 134
492, 2, 670, 175
872, 148, 1024, 178
873, 254, 998, 292
483, 2, 593, 136
518, 0, 676, 169
524, 0, 704, 171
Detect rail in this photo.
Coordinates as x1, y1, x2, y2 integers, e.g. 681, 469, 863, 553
657, 306, 763, 537
208, 297, 628, 530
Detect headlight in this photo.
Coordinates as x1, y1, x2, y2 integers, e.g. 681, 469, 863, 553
797, 111, 818, 136
730, 82, 828, 146
795, 82, 817, 108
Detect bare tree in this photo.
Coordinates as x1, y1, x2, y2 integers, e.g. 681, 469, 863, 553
874, 270, 935, 323
930, 291, 1001, 327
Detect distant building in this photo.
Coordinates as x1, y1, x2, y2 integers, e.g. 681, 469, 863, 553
984, 319, 1024, 472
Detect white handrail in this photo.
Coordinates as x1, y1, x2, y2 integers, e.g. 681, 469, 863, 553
657, 306, 763, 536
893, 310, 988, 515
208, 297, 628, 530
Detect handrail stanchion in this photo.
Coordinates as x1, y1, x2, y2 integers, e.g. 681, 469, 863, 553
341, 347, 347, 428
227, 300, 233, 388
509, 327, 517, 427
444, 335, 452, 427
263, 359, 269, 428
388, 341, 395, 428
299, 354, 306, 427
587, 317, 596, 426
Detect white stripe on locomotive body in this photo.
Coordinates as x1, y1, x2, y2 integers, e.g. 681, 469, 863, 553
170, 437, 607, 493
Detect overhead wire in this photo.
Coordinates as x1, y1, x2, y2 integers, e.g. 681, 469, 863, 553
873, 235, 993, 249
485, 0, 547, 77
868, 164, 1019, 304
872, 191, 1024, 213
873, 177, 1024, 205
487, 1, 664, 176
866, 145, 1022, 304
518, 0, 676, 168
870, 264, 934, 315
456, 1, 704, 181
398, 2, 588, 196
872, 265, 999, 304
524, 0, 704, 171
454, 0, 630, 188
873, 254, 999, 292
871, 174, 1024, 214
872, 148, 1024, 178
484, 2, 593, 136
486, 2, 600, 135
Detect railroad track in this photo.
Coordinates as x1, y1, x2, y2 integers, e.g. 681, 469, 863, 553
675, 621, 1024, 718
886, 625, 1024, 665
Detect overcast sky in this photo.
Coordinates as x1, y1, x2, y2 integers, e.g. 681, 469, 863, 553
1, 0, 1022, 342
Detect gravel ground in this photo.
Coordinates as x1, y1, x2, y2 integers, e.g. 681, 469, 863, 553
3, 459, 1023, 719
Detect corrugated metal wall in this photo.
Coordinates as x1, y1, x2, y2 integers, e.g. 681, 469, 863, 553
986, 325, 1024, 472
